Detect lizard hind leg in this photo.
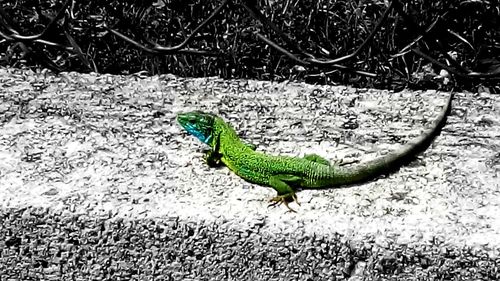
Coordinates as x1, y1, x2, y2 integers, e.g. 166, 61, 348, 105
268, 174, 302, 212
305, 153, 359, 167
244, 142, 257, 150
304, 154, 331, 166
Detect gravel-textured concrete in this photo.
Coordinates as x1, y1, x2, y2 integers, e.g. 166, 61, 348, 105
1, 68, 499, 280
1, 207, 499, 280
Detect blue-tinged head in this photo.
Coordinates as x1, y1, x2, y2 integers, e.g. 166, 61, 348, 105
177, 111, 215, 144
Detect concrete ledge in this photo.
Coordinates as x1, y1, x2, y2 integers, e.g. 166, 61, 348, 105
1, 68, 499, 279
1, 207, 498, 280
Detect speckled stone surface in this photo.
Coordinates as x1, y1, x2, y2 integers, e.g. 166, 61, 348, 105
1, 68, 499, 280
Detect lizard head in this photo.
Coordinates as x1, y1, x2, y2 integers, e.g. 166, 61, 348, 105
177, 111, 215, 144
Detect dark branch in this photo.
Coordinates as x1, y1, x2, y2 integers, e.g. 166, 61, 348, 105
308, 0, 395, 65
155, 0, 229, 52
105, 26, 220, 56
257, 33, 377, 78
392, 0, 468, 74
105, 0, 228, 56
239, 0, 314, 59
0, 0, 72, 41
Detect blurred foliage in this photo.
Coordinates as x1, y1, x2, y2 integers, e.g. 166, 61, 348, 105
0, 0, 498, 92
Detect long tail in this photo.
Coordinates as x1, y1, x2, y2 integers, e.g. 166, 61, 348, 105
332, 92, 454, 185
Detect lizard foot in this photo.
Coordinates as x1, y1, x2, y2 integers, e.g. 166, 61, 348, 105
335, 158, 359, 166
269, 193, 300, 212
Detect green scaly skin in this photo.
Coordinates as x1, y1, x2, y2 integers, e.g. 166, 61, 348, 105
177, 93, 453, 211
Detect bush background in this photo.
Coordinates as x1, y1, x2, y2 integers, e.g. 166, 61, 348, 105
1, 0, 499, 92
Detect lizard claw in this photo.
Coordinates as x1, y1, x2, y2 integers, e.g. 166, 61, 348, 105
292, 193, 300, 206
269, 194, 298, 212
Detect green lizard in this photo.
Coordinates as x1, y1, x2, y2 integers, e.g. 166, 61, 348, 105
177, 93, 453, 211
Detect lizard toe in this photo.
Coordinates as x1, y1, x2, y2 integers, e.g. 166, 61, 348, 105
269, 194, 298, 212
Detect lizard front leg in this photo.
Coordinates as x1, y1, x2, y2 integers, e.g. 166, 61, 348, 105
245, 142, 257, 150
304, 153, 330, 165
204, 149, 223, 167
205, 132, 223, 167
